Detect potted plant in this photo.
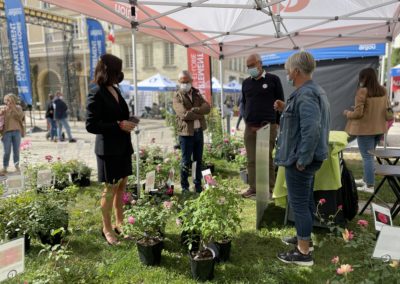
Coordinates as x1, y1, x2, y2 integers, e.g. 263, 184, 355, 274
67, 160, 92, 187
50, 160, 73, 190
122, 198, 174, 266
179, 180, 242, 280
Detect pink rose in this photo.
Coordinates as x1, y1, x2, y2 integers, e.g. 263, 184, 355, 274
357, 219, 368, 227
336, 264, 353, 275
122, 192, 132, 205
128, 216, 135, 224
45, 155, 53, 162
319, 198, 326, 205
331, 256, 339, 264
337, 204, 343, 210
163, 201, 172, 210
342, 229, 354, 242
223, 138, 229, 143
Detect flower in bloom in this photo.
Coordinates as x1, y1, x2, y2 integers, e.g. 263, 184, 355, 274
166, 187, 174, 196
122, 192, 132, 205
176, 218, 182, 226
45, 155, 53, 162
163, 201, 173, 210
336, 264, 354, 275
139, 150, 145, 157
130, 199, 137, 206
218, 196, 226, 205
338, 204, 343, 210
156, 164, 161, 173
390, 260, 399, 268
342, 229, 354, 242
57, 157, 61, 161
319, 198, 326, 205
331, 256, 340, 264
239, 148, 247, 156
357, 219, 368, 227
223, 138, 229, 143
128, 216, 135, 224
377, 213, 389, 224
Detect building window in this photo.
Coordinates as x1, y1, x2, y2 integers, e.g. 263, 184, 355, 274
164, 42, 175, 66
143, 43, 153, 68
41, 2, 52, 9
124, 45, 133, 68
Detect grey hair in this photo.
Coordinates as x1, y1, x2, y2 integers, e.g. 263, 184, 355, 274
284, 51, 316, 75
178, 70, 193, 81
247, 53, 262, 63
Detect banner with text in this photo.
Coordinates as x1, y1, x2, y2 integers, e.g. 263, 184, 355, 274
4, 0, 33, 105
87, 18, 106, 81
187, 49, 211, 104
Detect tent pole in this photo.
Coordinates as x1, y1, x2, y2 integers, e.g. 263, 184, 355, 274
219, 57, 226, 136
384, 41, 392, 149
131, 21, 141, 199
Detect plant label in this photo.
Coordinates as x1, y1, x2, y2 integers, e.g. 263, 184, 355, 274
202, 169, 216, 188
191, 161, 197, 181
373, 225, 400, 261
167, 169, 175, 187
37, 170, 53, 188
0, 237, 24, 282
145, 171, 156, 193
371, 203, 393, 231
5, 175, 24, 195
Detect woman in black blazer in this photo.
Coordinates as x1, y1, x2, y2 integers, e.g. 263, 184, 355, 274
86, 54, 137, 245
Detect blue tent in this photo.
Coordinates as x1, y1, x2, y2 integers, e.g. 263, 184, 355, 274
138, 73, 177, 92
223, 80, 242, 93
391, 64, 400, 77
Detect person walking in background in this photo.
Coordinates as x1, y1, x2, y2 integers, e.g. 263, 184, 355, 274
274, 51, 330, 266
45, 93, 57, 142
344, 68, 388, 193
173, 70, 210, 193
241, 53, 284, 198
0, 94, 25, 175
236, 93, 244, 131
86, 54, 137, 246
53, 91, 76, 143
224, 95, 234, 133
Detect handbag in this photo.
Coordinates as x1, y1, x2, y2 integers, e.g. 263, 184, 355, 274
386, 99, 394, 121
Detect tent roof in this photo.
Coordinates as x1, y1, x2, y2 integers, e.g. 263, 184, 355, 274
137, 73, 177, 91
42, 0, 400, 58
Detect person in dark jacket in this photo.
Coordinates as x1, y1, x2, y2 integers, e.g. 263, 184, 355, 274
241, 53, 285, 198
86, 54, 136, 245
45, 93, 57, 141
53, 91, 76, 142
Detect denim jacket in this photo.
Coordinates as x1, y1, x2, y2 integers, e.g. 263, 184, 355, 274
275, 80, 330, 167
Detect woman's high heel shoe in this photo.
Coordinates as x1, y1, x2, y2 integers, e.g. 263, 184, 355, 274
101, 230, 120, 246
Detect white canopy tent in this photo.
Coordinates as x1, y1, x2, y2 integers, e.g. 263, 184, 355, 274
41, 0, 400, 192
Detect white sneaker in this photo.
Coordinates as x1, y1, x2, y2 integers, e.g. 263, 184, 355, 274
357, 184, 374, 193
355, 178, 366, 187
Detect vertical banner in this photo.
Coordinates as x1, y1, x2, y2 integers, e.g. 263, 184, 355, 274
187, 48, 212, 104
86, 18, 106, 81
4, 0, 33, 105
256, 125, 270, 230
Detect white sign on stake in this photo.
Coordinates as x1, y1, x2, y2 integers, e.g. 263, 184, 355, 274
36, 170, 53, 188
145, 171, 156, 193
5, 175, 24, 195
371, 203, 393, 231
202, 169, 216, 188
373, 225, 400, 261
0, 237, 25, 282
167, 168, 175, 187
191, 161, 197, 182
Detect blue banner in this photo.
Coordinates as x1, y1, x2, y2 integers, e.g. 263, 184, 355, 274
262, 43, 386, 66
87, 18, 106, 81
4, 0, 32, 105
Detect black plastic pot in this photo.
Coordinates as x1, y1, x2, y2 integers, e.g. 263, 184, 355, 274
216, 240, 231, 262
137, 239, 163, 266
70, 173, 91, 187
190, 251, 215, 282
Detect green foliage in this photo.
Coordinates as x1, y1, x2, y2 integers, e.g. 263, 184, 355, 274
179, 180, 243, 252
122, 197, 175, 242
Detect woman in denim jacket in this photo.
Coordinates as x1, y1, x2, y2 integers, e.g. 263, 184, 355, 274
274, 51, 330, 266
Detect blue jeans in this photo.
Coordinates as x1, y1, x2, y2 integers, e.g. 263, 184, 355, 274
285, 161, 322, 241
2, 130, 21, 168
179, 130, 204, 191
357, 135, 382, 186
47, 118, 57, 140
56, 118, 73, 140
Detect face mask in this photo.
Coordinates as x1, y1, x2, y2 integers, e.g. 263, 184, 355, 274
248, 67, 259, 78
117, 72, 124, 84
180, 83, 191, 92
286, 74, 295, 87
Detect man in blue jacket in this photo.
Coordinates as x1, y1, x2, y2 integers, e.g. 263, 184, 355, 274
53, 91, 76, 143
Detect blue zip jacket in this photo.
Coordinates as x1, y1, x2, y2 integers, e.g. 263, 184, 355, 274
275, 80, 330, 167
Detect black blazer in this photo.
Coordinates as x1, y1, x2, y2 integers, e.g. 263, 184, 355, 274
86, 85, 133, 156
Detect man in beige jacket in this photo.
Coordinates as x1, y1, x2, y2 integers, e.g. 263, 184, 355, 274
173, 70, 210, 193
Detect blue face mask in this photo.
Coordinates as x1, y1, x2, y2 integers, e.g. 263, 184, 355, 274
248, 67, 260, 78
286, 74, 294, 87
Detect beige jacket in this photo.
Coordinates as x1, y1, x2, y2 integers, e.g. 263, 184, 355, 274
173, 87, 210, 136
2, 105, 25, 136
345, 88, 387, 136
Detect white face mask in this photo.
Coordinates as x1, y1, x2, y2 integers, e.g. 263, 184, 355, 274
180, 83, 191, 92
